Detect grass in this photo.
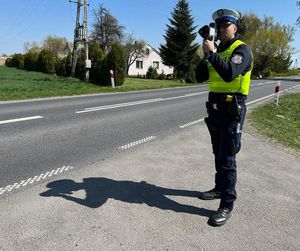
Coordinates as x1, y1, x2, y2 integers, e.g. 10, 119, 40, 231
248, 93, 300, 153
0, 65, 199, 101
2, 65, 299, 153
269, 69, 299, 77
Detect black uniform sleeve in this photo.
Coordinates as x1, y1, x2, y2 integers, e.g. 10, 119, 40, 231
207, 44, 252, 82
195, 59, 209, 83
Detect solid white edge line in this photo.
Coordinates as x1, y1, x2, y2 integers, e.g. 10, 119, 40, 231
0, 116, 43, 125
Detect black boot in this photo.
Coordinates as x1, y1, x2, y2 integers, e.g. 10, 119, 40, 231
198, 188, 221, 200
208, 207, 232, 226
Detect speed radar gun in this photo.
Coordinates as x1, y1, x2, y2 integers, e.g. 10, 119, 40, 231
198, 23, 217, 41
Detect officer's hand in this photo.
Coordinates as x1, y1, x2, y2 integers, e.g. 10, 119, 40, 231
202, 39, 215, 53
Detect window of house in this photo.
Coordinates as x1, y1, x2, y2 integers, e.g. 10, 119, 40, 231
136, 60, 143, 69
153, 61, 159, 69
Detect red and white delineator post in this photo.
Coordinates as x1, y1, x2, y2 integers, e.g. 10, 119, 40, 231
274, 81, 280, 106
110, 70, 115, 88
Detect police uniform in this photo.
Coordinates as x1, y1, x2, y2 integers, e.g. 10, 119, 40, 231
196, 9, 253, 226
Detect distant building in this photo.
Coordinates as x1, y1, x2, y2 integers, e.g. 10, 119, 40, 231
0, 57, 9, 65
128, 44, 173, 77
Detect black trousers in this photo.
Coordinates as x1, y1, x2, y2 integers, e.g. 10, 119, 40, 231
205, 102, 247, 210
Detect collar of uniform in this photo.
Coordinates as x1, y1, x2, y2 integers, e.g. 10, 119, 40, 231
217, 37, 239, 53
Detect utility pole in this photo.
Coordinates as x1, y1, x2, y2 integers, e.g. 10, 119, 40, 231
83, 0, 90, 81
70, 0, 81, 77
69, 0, 90, 80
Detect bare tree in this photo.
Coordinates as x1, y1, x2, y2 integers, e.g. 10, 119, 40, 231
92, 4, 125, 53
43, 35, 68, 57
124, 34, 146, 74
24, 41, 40, 53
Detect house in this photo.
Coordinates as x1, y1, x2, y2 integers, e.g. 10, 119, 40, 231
0, 57, 9, 65
128, 44, 173, 77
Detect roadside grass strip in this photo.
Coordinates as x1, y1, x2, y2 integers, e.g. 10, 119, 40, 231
0, 165, 74, 196
119, 136, 157, 150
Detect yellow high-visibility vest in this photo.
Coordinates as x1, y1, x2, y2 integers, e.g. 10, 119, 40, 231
208, 40, 252, 95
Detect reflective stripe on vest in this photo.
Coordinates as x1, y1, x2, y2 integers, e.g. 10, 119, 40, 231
208, 40, 252, 95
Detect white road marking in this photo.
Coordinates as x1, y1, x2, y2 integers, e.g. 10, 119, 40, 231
179, 84, 300, 129
0, 165, 74, 196
76, 91, 208, 114
246, 84, 300, 106
0, 116, 43, 125
76, 98, 163, 113
179, 118, 205, 128
251, 81, 276, 87
119, 136, 157, 150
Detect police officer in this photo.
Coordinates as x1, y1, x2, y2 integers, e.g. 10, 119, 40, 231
195, 8, 253, 226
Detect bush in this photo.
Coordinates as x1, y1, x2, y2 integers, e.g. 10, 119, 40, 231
158, 71, 166, 80
184, 66, 196, 83
56, 53, 72, 77
5, 57, 12, 67
24, 51, 39, 71
55, 56, 68, 76
7, 54, 24, 69
146, 66, 158, 79
37, 49, 56, 74
75, 48, 86, 80
104, 42, 126, 86
89, 42, 105, 84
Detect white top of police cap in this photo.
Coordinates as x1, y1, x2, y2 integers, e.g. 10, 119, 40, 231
212, 8, 241, 24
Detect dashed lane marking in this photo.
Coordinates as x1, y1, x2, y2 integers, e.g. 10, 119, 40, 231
0, 165, 74, 196
179, 118, 205, 128
0, 116, 43, 125
76, 91, 208, 114
119, 136, 157, 150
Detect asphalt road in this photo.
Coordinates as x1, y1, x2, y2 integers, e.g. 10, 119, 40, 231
1, 78, 299, 192
0, 77, 300, 250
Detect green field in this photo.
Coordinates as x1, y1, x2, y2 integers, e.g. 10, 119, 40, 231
248, 93, 300, 153
0, 65, 199, 100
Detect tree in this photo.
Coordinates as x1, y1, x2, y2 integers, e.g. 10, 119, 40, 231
159, 0, 198, 80
105, 42, 126, 86
146, 66, 158, 79
124, 34, 146, 75
24, 50, 39, 71
238, 13, 261, 41
43, 35, 68, 57
37, 49, 56, 74
92, 4, 125, 53
88, 41, 105, 84
297, 1, 300, 26
24, 41, 40, 53
239, 14, 295, 76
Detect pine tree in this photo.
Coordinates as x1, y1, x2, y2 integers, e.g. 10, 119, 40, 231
159, 0, 198, 80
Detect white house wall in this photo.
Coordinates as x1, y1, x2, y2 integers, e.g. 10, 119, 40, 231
128, 44, 173, 76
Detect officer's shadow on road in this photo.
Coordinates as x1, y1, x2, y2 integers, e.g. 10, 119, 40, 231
40, 177, 214, 218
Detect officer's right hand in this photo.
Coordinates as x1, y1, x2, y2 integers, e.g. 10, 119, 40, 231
202, 39, 215, 53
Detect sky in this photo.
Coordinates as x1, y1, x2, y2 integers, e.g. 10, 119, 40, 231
1, 0, 299, 66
